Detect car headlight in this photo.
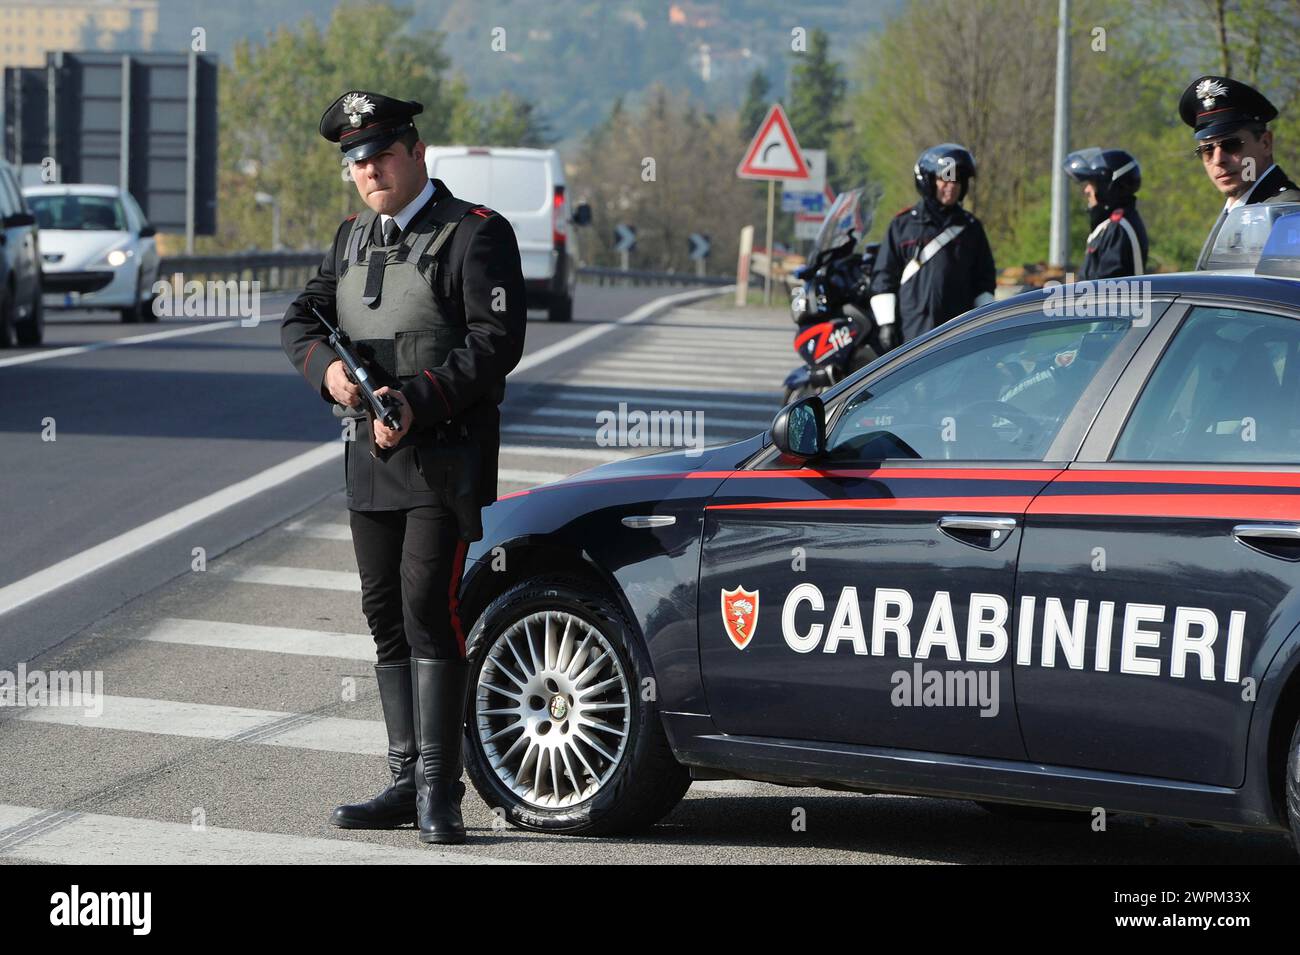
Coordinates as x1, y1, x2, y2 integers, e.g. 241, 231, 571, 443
107, 249, 130, 267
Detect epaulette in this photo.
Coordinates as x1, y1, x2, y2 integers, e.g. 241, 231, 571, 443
470, 206, 493, 218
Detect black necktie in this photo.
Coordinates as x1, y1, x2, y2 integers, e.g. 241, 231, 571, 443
364, 219, 399, 306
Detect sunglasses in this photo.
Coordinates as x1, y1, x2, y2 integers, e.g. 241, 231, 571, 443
1194, 136, 1246, 160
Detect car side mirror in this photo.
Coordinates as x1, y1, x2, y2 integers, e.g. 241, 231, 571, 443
571, 203, 591, 227
139, 225, 157, 238
771, 395, 826, 461
4, 212, 34, 228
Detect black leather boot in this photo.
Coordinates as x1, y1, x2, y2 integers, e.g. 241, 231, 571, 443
411, 656, 470, 844
330, 661, 418, 829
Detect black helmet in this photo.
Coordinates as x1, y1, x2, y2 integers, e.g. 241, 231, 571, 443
914, 143, 976, 201
1063, 147, 1141, 204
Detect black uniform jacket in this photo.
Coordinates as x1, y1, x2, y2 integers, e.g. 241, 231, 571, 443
281, 178, 527, 509
1197, 164, 1300, 268
1079, 201, 1148, 280
870, 197, 997, 342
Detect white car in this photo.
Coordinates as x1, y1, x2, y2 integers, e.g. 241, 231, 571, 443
424, 146, 590, 322
24, 184, 160, 323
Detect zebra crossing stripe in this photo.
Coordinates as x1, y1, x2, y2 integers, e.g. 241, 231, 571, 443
0, 803, 524, 865
124, 618, 372, 660
227, 565, 361, 591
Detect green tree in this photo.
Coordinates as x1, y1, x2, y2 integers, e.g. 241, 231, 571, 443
206, 0, 545, 253
788, 29, 846, 152
570, 84, 767, 273
740, 69, 772, 142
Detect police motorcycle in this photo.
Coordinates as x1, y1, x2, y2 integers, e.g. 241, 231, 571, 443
783, 188, 890, 404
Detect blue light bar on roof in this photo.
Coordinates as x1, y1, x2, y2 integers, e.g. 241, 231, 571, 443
1256, 211, 1300, 279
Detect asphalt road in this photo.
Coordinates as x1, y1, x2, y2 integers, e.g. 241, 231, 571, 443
0, 285, 1293, 864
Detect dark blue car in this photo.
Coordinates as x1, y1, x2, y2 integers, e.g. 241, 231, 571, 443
457, 211, 1300, 855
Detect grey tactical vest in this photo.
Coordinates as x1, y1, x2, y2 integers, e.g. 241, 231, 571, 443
334, 193, 478, 393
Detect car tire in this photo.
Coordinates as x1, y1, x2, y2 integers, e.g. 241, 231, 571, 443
463, 576, 690, 835
974, 800, 1088, 824
119, 271, 143, 323
547, 293, 573, 323
1285, 715, 1300, 857
0, 282, 14, 348
138, 269, 159, 323
15, 283, 43, 346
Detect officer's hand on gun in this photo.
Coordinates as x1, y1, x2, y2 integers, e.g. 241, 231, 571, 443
325, 359, 363, 409
371, 387, 413, 449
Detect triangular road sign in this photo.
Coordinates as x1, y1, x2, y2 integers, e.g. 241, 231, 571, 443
737, 104, 810, 181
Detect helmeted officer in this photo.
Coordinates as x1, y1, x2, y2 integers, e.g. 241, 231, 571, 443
1063, 147, 1147, 279
869, 143, 997, 345
280, 90, 527, 845
1180, 75, 1300, 268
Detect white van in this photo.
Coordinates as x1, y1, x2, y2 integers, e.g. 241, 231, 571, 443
424, 146, 590, 322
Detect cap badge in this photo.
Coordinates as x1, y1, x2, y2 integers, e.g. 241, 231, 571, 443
341, 92, 375, 128
1196, 78, 1228, 110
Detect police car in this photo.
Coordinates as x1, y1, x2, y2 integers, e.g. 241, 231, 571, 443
458, 207, 1300, 854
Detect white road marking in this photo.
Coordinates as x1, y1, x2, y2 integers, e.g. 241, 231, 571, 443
570, 366, 768, 386
544, 376, 779, 396
511, 391, 775, 414
497, 467, 568, 485
0, 803, 523, 865
13, 692, 384, 753
587, 357, 792, 375
123, 617, 372, 660
0, 313, 287, 368
0, 442, 342, 618
508, 285, 735, 376
227, 565, 360, 591
499, 443, 638, 461
522, 406, 769, 431
284, 520, 352, 540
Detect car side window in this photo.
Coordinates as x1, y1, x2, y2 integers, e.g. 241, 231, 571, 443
1113, 306, 1300, 463
824, 318, 1130, 462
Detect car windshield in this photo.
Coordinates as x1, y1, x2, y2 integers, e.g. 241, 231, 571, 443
28, 194, 127, 231
810, 188, 870, 259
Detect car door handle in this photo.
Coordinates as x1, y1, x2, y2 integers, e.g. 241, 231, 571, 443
937, 515, 1017, 551
1232, 523, 1300, 561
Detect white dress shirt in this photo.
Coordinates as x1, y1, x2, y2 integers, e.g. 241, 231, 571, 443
379, 178, 434, 237
1224, 162, 1276, 211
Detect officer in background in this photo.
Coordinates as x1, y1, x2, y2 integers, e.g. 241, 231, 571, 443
869, 143, 997, 346
280, 91, 526, 845
1063, 147, 1148, 279
1180, 75, 1300, 267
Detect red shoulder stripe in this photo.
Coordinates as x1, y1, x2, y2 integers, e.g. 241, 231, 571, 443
1109, 209, 1124, 222
471, 206, 492, 218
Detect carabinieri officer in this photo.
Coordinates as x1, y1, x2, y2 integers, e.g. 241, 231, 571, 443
280, 90, 527, 845
1180, 75, 1300, 268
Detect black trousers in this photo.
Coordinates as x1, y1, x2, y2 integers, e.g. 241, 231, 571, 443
349, 504, 469, 663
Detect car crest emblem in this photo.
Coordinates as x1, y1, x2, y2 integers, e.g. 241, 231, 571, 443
721, 586, 759, 650
341, 92, 375, 128
1196, 78, 1228, 110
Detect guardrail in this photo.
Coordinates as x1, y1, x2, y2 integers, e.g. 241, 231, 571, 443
157, 252, 323, 292
157, 252, 740, 292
